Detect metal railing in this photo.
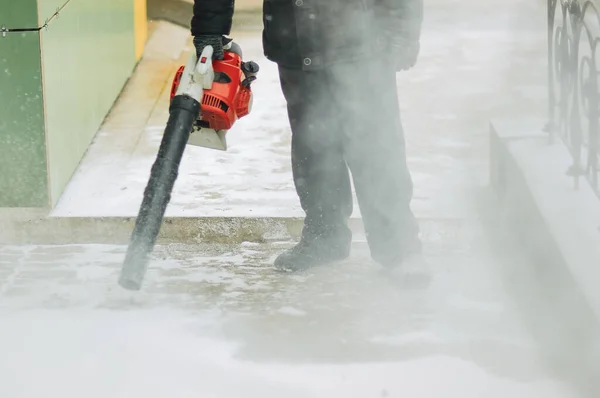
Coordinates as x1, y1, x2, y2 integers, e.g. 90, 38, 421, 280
0, 1, 73, 38
548, 0, 600, 195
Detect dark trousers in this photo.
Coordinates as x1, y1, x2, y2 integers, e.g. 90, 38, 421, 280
278, 59, 421, 265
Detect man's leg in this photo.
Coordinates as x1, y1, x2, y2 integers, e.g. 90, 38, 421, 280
327, 59, 421, 267
275, 65, 353, 270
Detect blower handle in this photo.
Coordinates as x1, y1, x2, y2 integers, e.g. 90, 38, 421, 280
175, 46, 215, 101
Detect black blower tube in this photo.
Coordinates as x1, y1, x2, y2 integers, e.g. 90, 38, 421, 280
119, 95, 201, 291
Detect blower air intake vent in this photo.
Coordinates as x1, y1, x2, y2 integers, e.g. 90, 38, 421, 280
202, 93, 229, 112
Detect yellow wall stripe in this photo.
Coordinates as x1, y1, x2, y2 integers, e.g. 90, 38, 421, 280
134, 0, 148, 60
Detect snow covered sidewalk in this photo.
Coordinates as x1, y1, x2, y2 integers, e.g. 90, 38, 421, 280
50, 0, 547, 220
0, 217, 581, 397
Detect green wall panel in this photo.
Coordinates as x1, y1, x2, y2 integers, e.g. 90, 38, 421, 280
0, 0, 48, 207
39, 0, 136, 206
0, 0, 39, 27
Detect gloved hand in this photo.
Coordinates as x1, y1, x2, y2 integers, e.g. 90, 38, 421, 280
193, 35, 225, 60
379, 1, 423, 72
390, 36, 420, 71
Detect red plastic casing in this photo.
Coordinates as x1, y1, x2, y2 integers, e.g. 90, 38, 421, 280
170, 51, 252, 131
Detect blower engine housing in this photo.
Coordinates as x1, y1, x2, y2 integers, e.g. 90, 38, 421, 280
170, 50, 254, 133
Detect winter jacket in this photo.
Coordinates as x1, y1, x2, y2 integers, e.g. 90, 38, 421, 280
191, 0, 235, 36
191, 0, 423, 70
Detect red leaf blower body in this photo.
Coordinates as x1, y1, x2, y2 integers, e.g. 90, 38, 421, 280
119, 44, 259, 291
169, 47, 258, 150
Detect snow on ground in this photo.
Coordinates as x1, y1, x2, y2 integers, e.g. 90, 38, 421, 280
0, 219, 581, 397
0, 309, 576, 398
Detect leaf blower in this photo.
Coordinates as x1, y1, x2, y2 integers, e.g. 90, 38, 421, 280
118, 42, 259, 291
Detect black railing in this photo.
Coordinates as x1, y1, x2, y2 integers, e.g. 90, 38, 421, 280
548, 0, 600, 195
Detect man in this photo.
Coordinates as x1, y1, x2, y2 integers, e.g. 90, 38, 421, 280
192, 0, 424, 272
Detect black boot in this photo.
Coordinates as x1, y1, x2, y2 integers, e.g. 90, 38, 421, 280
375, 235, 423, 268
274, 226, 352, 271
378, 235, 432, 288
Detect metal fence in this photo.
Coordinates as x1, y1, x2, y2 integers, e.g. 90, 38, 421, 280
548, 0, 600, 195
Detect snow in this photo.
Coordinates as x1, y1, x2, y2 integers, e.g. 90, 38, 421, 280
0, 224, 583, 397
506, 124, 600, 322
0, 309, 575, 398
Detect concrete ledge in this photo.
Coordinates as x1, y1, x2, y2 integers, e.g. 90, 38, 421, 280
1, 215, 302, 245
0, 213, 469, 245
490, 118, 600, 324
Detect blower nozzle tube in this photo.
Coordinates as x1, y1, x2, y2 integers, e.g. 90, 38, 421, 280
118, 95, 200, 291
